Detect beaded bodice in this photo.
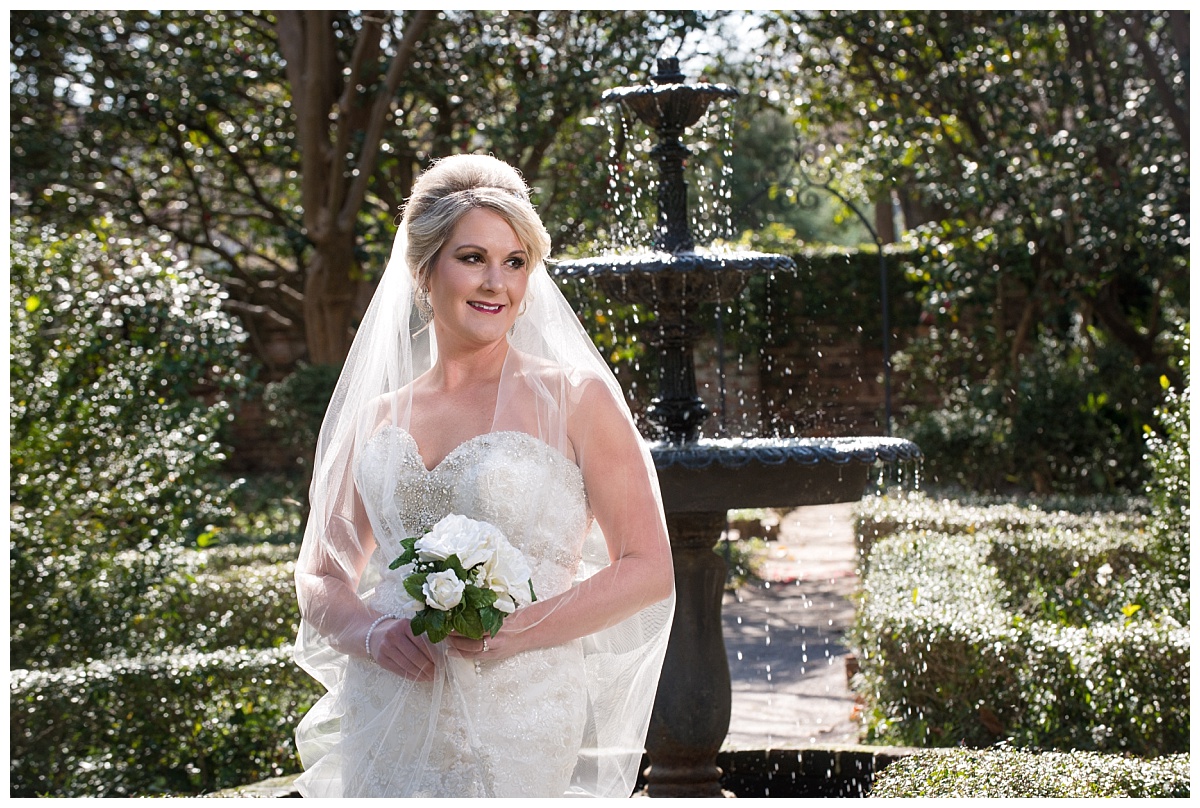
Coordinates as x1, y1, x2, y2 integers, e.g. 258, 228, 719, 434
354, 426, 590, 602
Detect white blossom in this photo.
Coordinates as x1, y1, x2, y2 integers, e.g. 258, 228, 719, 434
416, 513, 499, 570
423, 569, 466, 611
482, 538, 534, 612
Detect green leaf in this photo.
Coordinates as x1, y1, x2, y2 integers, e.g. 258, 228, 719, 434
391, 537, 419, 568
410, 611, 428, 637
464, 584, 497, 610
423, 609, 448, 643
452, 607, 484, 640
444, 553, 468, 580
24, 295, 40, 313
404, 574, 428, 602
480, 606, 505, 638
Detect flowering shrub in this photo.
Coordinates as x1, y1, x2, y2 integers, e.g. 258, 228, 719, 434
9, 219, 251, 668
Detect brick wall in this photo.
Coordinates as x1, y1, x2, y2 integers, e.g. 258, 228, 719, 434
693, 324, 891, 440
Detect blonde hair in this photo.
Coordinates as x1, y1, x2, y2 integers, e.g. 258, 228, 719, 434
401, 154, 552, 291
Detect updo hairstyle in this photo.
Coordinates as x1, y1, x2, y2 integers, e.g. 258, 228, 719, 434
400, 154, 552, 291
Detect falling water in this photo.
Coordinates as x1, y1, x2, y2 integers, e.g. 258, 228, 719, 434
603, 94, 739, 254
557, 57, 921, 798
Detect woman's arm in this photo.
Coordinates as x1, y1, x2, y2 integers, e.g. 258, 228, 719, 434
296, 435, 436, 680
448, 380, 673, 659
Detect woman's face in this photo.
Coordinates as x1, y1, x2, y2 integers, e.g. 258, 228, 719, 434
426, 207, 530, 350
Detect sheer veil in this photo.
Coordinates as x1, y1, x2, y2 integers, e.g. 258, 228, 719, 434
293, 161, 675, 797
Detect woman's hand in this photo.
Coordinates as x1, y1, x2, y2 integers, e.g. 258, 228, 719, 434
445, 624, 524, 663
369, 618, 438, 681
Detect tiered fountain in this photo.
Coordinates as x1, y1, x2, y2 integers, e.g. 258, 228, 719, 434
555, 58, 920, 798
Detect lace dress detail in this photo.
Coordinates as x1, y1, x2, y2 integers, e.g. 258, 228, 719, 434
297, 427, 592, 797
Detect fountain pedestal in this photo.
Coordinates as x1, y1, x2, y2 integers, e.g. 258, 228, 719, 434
641, 440, 919, 797
644, 511, 730, 798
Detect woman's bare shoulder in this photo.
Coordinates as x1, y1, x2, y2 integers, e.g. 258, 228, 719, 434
356, 385, 416, 430
513, 349, 613, 392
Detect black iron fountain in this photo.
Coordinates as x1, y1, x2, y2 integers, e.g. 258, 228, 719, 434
555, 57, 921, 798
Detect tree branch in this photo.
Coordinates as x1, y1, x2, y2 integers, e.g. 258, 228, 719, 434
1124, 13, 1189, 142
338, 10, 436, 232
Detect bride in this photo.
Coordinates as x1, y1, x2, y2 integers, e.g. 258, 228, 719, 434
292, 154, 675, 797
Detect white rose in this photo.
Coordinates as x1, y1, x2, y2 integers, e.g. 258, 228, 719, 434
423, 569, 466, 611
481, 539, 534, 612
416, 514, 498, 571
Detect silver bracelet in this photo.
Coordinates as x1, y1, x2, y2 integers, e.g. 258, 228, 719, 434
365, 613, 399, 663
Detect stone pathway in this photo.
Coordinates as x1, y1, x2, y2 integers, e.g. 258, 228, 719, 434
723, 502, 863, 749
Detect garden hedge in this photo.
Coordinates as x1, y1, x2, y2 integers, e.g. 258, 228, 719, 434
10, 645, 321, 797
870, 746, 1190, 798
852, 494, 1189, 754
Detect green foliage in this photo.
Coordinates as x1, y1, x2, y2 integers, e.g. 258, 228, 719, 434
9, 9, 717, 368
9, 646, 321, 797
1142, 329, 1189, 582
262, 362, 341, 485
760, 11, 1189, 494
853, 493, 1189, 754
9, 10, 308, 355
870, 747, 1190, 798
399, 10, 715, 248
139, 553, 299, 653
562, 233, 923, 434
898, 327, 1163, 494
9, 219, 252, 669
218, 472, 306, 545
717, 537, 768, 592
9, 541, 304, 797
729, 228, 920, 350
722, 106, 874, 244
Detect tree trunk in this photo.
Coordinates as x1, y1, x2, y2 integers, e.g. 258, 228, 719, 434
303, 241, 358, 365
276, 9, 435, 367
874, 194, 896, 243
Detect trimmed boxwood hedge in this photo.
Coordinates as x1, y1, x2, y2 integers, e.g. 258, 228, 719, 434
9, 645, 322, 797
870, 747, 1190, 798
135, 552, 300, 653
852, 494, 1189, 754
9, 544, 309, 797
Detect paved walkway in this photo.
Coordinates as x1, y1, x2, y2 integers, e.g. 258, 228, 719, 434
723, 502, 863, 750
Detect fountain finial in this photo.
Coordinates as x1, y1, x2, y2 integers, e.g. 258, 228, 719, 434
651, 56, 686, 85
602, 60, 737, 257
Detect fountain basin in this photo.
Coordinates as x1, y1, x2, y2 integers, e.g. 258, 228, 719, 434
604, 81, 738, 131
652, 437, 921, 512
556, 249, 795, 278
557, 249, 795, 303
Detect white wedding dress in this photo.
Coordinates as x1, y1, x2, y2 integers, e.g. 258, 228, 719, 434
296, 426, 597, 797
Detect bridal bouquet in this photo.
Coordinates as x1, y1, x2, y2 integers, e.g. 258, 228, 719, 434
389, 514, 537, 644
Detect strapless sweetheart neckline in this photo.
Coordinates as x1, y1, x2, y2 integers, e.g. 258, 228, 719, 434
371, 425, 578, 477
